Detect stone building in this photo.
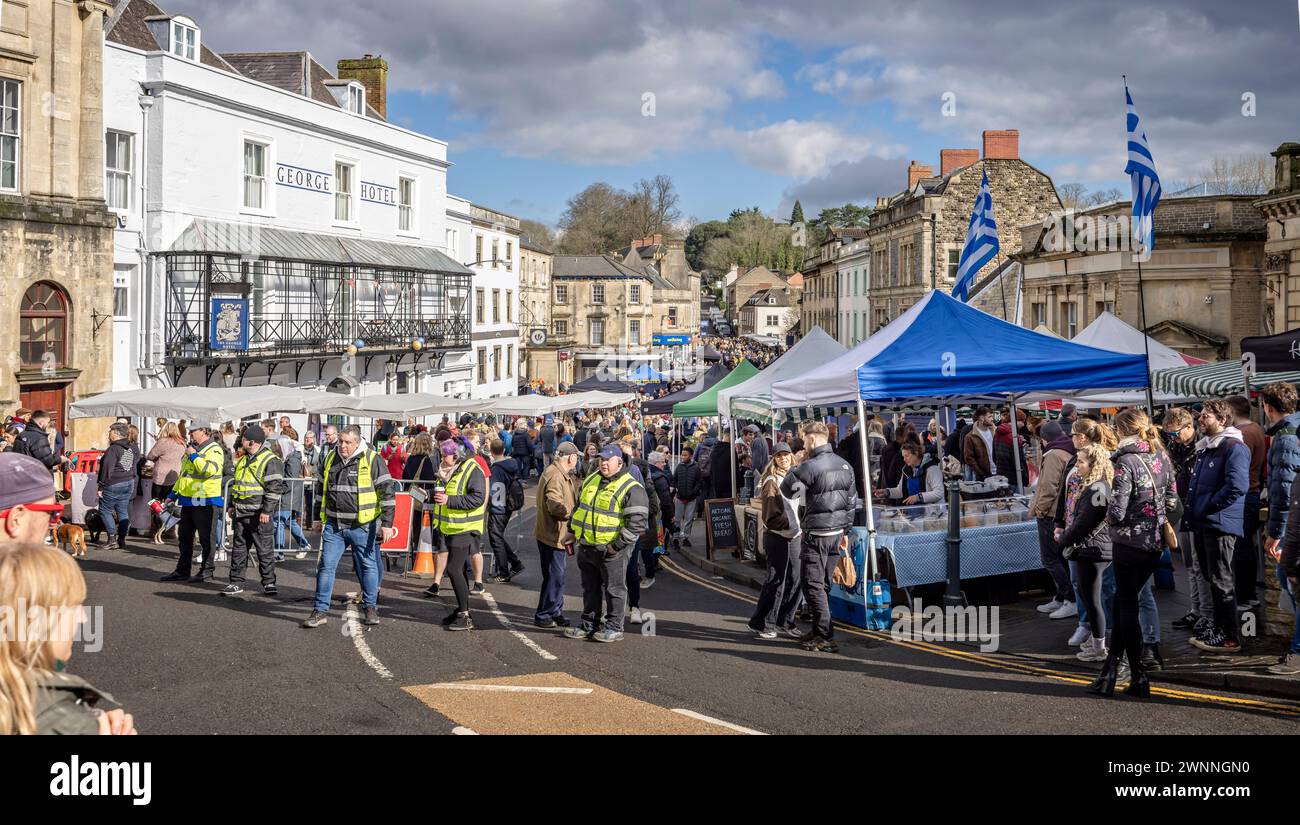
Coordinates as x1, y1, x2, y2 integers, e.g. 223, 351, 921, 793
1257, 142, 1300, 333
800, 228, 864, 339
866, 130, 1061, 332
518, 236, 563, 389
724, 265, 785, 326
617, 234, 700, 370
1013, 194, 1267, 360
739, 287, 795, 338
1, 0, 116, 447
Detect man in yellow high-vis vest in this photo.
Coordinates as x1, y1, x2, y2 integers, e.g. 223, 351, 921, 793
302, 425, 396, 629
221, 426, 287, 597
563, 444, 649, 643
161, 424, 228, 584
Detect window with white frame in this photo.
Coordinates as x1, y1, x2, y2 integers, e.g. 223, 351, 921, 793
629, 284, 641, 304
492, 238, 499, 268
629, 319, 641, 346
113, 269, 131, 317
591, 283, 605, 304
0, 79, 17, 191
171, 20, 197, 61
348, 84, 364, 115
445, 229, 458, 260
555, 284, 568, 304
506, 344, 513, 377
242, 139, 267, 210
505, 241, 513, 271
948, 248, 961, 280
105, 131, 132, 211
667, 306, 678, 326
398, 177, 415, 232
553, 320, 567, 336
493, 345, 502, 381
1032, 302, 1046, 328
475, 235, 483, 264
767, 314, 779, 327
1064, 301, 1078, 337
334, 161, 354, 222
506, 290, 512, 323
476, 348, 487, 384
590, 318, 605, 346
475, 288, 485, 324
492, 289, 500, 324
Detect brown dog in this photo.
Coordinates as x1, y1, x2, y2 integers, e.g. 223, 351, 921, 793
56, 523, 88, 557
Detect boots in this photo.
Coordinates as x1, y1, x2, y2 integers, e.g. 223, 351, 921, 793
1086, 652, 1118, 697
1140, 642, 1164, 672
1126, 665, 1152, 698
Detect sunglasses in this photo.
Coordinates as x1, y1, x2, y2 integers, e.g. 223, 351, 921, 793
0, 502, 64, 525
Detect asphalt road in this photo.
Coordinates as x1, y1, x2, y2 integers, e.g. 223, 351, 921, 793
70, 491, 1300, 735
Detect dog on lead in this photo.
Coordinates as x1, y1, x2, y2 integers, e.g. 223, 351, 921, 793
56, 523, 88, 557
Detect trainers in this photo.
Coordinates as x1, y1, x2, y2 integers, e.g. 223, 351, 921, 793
446, 612, 473, 631
440, 610, 460, 627
470, 581, 486, 595
300, 610, 328, 628
754, 629, 778, 640
273, 553, 286, 563
1067, 626, 1092, 647
489, 574, 512, 583
1192, 616, 1213, 637
629, 607, 643, 625
1171, 612, 1199, 630
641, 576, 655, 589
553, 616, 572, 628
219, 583, 244, 596
801, 637, 838, 653
1267, 652, 1300, 676
187, 574, 212, 584
510, 562, 526, 576
1076, 638, 1108, 662
783, 625, 804, 639
1190, 630, 1242, 654
563, 626, 594, 640
533, 618, 557, 629
592, 628, 624, 643
362, 606, 379, 626
1037, 598, 1064, 614
1048, 601, 1078, 620
423, 583, 440, 598
263, 584, 278, 597
160, 571, 188, 582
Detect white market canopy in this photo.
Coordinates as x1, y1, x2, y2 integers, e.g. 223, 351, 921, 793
717, 327, 847, 420
1070, 311, 1206, 371
68, 385, 344, 423
488, 391, 636, 417
305, 392, 492, 418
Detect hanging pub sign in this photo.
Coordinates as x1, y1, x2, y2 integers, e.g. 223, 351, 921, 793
210, 297, 250, 351
1241, 329, 1300, 373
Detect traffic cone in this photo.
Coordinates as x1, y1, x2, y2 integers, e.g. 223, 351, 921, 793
406, 513, 436, 578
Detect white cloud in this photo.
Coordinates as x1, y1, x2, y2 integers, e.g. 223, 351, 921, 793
711, 120, 881, 180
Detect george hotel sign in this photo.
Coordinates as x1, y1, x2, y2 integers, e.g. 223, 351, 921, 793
276, 163, 332, 194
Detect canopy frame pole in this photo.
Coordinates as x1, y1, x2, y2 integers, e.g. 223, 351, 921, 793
729, 414, 738, 502
856, 398, 878, 597
1009, 394, 1024, 494
932, 404, 945, 464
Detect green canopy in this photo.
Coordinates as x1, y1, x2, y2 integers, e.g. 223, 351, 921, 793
672, 359, 760, 418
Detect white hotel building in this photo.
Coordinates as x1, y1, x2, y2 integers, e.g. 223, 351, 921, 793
836, 236, 871, 347
102, 0, 474, 398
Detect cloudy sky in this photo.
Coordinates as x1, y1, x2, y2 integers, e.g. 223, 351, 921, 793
166, 0, 1299, 227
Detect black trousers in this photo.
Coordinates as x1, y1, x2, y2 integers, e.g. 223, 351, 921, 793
800, 532, 841, 639
229, 513, 277, 587
175, 504, 218, 577
750, 532, 802, 632
488, 510, 521, 573
1194, 528, 1239, 641
445, 533, 476, 613
578, 545, 631, 633
1234, 492, 1260, 605
1109, 548, 1161, 674
1037, 516, 1074, 602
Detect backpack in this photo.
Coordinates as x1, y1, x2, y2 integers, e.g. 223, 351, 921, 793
696, 442, 714, 479
506, 476, 525, 512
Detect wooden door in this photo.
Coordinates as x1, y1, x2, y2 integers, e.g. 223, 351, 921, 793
19, 384, 67, 433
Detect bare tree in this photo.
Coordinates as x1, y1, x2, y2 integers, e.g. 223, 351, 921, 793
518, 218, 555, 250
1057, 182, 1087, 210
1199, 154, 1272, 195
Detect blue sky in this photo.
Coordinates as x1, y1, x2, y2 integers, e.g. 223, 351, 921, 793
175, 0, 1299, 230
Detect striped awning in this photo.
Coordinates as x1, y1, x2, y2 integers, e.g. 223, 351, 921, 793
1152, 361, 1300, 398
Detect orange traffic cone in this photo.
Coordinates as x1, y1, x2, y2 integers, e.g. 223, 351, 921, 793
406, 512, 437, 578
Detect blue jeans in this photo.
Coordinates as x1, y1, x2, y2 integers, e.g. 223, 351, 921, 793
1075, 560, 1159, 643
1279, 563, 1300, 654
535, 542, 567, 622
276, 510, 310, 550
99, 480, 134, 545
313, 520, 380, 612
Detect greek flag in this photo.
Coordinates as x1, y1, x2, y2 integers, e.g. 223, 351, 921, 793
951, 169, 999, 302
1125, 84, 1161, 262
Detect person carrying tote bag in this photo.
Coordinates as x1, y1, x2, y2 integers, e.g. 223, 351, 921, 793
1054, 444, 1113, 664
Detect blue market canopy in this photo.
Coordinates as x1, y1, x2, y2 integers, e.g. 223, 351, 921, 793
626, 364, 668, 382
769, 290, 1151, 409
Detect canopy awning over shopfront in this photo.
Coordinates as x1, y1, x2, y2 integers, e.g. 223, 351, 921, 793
69, 385, 343, 423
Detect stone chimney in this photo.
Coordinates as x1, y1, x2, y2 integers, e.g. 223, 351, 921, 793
940, 148, 980, 176
907, 161, 933, 190
875, 196, 889, 210
337, 54, 389, 118
982, 129, 1019, 160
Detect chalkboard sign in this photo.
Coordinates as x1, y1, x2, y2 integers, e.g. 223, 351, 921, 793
743, 507, 759, 562
704, 498, 739, 560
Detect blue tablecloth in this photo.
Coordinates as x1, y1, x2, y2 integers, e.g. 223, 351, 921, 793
878, 521, 1041, 588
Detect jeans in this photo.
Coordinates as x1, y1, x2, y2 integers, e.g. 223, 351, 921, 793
1278, 563, 1300, 654
99, 480, 134, 547
515, 454, 532, 480
1096, 562, 1159, 644
1235, 492, 1260, 605
276, 510, 310, 550
230, 513, 276, 587
1193, 528, 1238, 641
313, 520, 380, 612
1180, 530, 1212, 618
1076, 561, 1109, 640
749, 532, 803, 632
800, 532, 841, 640
674, 498, 697, 539
577, 544, 631, 633
535, 542, 567, 622
1037, 517, 1073, 603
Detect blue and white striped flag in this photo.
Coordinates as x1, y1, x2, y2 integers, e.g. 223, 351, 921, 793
1125, 84, 1161, 262
951, 169, 999, 302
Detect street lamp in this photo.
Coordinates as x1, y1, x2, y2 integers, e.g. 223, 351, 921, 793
221, 365, 234, 388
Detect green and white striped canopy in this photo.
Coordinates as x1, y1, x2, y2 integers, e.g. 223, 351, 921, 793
1152, 361, 1300, 399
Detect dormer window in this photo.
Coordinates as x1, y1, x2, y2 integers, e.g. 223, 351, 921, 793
170, 17, 198, 61
348, 83, 364, 115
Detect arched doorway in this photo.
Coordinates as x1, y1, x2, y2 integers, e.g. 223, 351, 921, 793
18, 282, 72, 433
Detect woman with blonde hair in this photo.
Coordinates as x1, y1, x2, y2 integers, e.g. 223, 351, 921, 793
1, 543, 136, 735
747, 442, 803, 639
145, 421, 188, 542
1054, 444, 1114, 664
1051, 417, 1121, 633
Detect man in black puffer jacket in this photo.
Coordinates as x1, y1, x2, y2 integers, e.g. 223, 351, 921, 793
781, 420, 860, 653
13, 410, 65, 475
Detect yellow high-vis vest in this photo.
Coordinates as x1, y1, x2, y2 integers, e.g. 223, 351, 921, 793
320, 448, 381, 525
433, 458, 486, 536
572, 471, 641, 546
173, 441, 225, 501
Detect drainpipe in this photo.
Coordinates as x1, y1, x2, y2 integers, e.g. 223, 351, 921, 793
137, 90, 156, 388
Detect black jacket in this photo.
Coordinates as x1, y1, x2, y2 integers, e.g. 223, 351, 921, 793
673, 460, 702, 501
709, 441, 736, 499
511, 428, 533, 457
648, 465, 673, 521
14, 423, 59, 470
1057, 480, 1113, 561
97, 439, 140, 488
781, 442, 860, 534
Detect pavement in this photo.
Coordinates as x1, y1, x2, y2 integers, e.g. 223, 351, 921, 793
671, 525, 1300, 701
61, 481, 1300, 734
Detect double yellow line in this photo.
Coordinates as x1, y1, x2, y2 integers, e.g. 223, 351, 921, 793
660, 557, 1300, 718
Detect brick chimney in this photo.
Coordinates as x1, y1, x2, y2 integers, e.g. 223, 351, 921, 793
337, 54, 389, 118
940, 148, 980, 175
982, 129, 1019, 160
907, 161, 933, 190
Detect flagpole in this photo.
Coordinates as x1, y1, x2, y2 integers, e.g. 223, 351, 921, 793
1124, 74, 1158, 414
1137, 256, 1155, 413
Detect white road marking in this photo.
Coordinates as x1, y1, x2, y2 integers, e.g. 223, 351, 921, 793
452, 726, 479, 735
343, 601, 394, 680
480, 590, 559, 661
429, 683, 593, 695
671, 709, 766, 735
